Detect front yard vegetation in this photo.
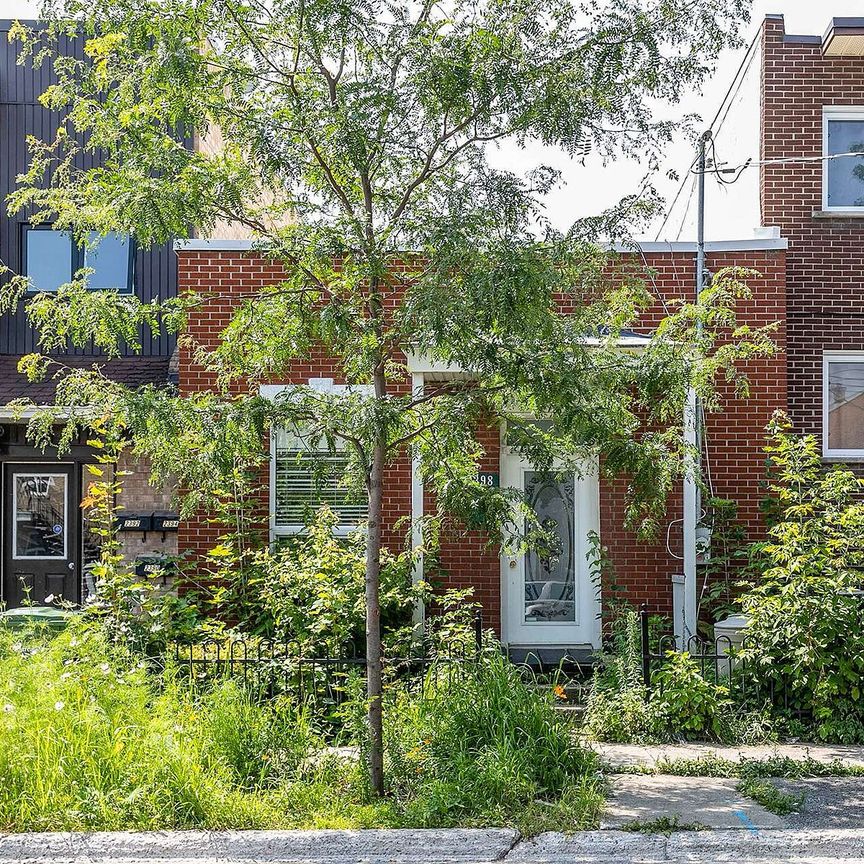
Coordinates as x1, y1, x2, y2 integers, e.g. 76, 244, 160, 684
0, 623, 603, 833
585, 419, 864, 746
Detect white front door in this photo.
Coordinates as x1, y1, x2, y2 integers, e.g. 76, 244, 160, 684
500, 448, 601, 649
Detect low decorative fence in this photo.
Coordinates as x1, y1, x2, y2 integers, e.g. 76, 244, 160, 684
638, 603, 812, 722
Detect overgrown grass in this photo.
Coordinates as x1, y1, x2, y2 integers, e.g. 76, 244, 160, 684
0, 625, 603, 833
621, 816, 710, 834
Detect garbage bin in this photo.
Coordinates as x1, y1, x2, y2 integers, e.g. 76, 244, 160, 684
714, 613, 748, 675
0, 606, 74, 632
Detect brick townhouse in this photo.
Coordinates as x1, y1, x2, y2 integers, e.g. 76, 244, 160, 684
0, 20, 180, 608
173, 241, 785, 653
175, 14, 864, 653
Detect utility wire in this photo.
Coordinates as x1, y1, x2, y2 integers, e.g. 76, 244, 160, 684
706, 27, 761, 135
654, 26, 761, 240
692, 148, 864, 180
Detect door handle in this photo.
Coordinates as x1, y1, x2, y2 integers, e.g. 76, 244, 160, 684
67, 562, 75, 571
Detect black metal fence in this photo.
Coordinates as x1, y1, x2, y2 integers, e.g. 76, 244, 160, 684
638, 603, 812, 722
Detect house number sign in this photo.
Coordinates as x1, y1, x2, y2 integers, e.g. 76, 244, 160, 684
477, 472, 499, 488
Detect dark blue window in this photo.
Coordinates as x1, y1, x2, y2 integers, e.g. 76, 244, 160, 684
24, 227, 133, 293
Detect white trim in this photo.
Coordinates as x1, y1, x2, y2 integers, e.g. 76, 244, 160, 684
609, 238, 787, 253
174, 237, 788, 255
822, 351, 864, 459
410, 373, 425, 629
822, 107, 864, 212
174, 239, 256, 252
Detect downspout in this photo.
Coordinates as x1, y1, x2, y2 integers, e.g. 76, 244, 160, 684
410, 372, 425, 631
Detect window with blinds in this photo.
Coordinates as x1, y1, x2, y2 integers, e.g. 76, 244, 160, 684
273, 435, 368, 532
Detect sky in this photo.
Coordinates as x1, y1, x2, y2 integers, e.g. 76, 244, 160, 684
0, 0, 860, 241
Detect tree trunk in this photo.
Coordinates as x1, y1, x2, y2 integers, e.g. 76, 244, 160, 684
365, 365, 387, 797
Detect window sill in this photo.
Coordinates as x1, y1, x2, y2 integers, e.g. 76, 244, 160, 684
812, 210, 864, 219
823, 454, 864, 462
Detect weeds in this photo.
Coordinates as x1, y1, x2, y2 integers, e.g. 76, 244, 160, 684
0, 624, 603, 833
736, 778, 805, 815
621, 816, 710, 834
614, 755, 864, 779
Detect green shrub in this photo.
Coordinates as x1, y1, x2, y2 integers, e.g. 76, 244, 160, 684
649, 651, 731, 740
737, 420, 864, 742
584, 609, 772, 744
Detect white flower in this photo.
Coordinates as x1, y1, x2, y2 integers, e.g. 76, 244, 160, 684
100, 663, 110, 674
3, 704, 14, 713
54, 701, 64, 711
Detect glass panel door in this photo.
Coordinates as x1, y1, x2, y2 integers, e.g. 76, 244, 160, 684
12, 473, 68, 559
524, 472, 576, 622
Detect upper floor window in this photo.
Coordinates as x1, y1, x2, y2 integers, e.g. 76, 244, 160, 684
823, 352, 864, 458
23, 227, 133, 293
823, 108, 864, 210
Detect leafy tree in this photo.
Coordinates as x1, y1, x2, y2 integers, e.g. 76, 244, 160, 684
1, 0, 771, 793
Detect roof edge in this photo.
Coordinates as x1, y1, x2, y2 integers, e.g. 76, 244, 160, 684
176, 237, 788, 255
611, 238, 787, 253
174, 239, 257, 251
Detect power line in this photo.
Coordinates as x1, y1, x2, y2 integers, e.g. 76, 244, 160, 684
707, 27, 761, 135
692, 148, 864, 181
654, 25, 761, 240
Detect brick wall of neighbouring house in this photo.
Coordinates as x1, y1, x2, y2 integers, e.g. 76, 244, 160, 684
114, 453, 178, 563
761, 16, 864, 451
175, 246, 786, 631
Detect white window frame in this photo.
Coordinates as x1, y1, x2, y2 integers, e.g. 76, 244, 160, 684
823, 351, 864, 459
822, 107, 864, 213
262, 380, 371, 540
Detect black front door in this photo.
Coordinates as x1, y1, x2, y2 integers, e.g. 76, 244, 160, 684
2, 463, 79, 607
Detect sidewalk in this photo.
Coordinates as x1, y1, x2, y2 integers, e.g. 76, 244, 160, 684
592, 741, 864, 770
2, 829, 864, 864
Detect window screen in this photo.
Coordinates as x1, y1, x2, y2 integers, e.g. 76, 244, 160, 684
273, 431, 367, 530
24, 229, 73, 292
826, 119, 864, 208
826, 358, 864, 453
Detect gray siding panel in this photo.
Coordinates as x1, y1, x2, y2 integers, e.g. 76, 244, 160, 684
0, 22, 178, 359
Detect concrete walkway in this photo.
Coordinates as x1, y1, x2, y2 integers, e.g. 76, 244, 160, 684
601, 775, 785, 830
592, 741, 864, 770
3, 829, 864, 864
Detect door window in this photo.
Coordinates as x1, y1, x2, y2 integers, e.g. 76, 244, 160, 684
524, 471, 576, 622
12, 473, 67, 559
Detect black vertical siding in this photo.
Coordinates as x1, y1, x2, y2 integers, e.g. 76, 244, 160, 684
0, 20, 178, 359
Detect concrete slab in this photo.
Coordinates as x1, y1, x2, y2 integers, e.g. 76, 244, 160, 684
0, 829, 521, 863
509, 830, 668, 863
512, 829, 864, 863
592, 742, 864, 771
601, 775, 785, 830
771, 778, 864, 829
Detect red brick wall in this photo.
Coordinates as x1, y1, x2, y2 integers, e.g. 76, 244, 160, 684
600, 249, 787, 613
176, 246, 786, 631
761, 16, 864, 450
